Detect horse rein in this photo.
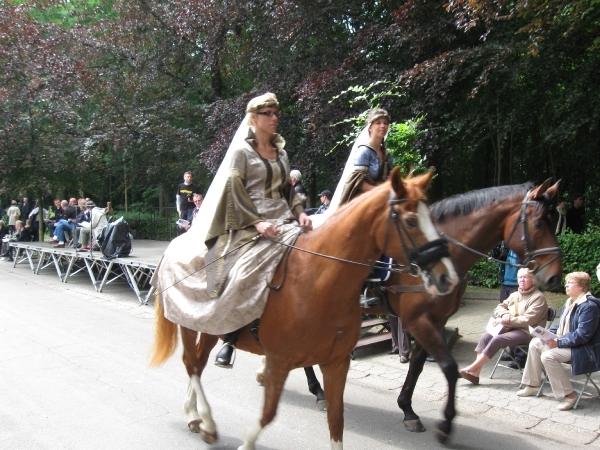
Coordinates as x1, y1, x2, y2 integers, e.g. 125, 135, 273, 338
439, 190, 562, 274
271, 190, 450, 277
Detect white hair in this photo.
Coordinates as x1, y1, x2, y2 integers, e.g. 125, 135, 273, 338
290, 170, 302, 181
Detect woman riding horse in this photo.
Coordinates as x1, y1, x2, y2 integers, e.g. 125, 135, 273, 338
150, 92, 313, 368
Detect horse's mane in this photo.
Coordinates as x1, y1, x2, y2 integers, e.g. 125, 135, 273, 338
430, 182, 538, 222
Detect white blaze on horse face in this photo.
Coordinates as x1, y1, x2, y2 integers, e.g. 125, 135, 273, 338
416, 201, 458, 295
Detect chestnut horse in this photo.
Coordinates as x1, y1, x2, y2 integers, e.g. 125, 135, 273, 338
150, 168, 459, 450
299, 179, 562, 443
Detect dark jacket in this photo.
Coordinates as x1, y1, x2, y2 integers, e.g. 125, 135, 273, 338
550, 294, 600, 376
0, 224, 8, 240
17, 226, 33, 242
63, 205, 78, 222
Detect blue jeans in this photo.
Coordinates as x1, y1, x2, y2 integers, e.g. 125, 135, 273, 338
54, 219, 75, 243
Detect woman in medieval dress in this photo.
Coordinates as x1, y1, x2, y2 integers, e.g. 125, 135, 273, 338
151, 93, 312, 368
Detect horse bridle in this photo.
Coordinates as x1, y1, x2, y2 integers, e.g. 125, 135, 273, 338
503, 190, 562, 273
382, 190, 450, 277
440, 190, 562, 274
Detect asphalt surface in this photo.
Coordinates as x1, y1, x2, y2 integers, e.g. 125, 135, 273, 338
1, 261, 599, 449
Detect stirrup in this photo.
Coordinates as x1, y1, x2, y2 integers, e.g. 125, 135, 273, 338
360, 284, 382, 308
214, 342, 236, 369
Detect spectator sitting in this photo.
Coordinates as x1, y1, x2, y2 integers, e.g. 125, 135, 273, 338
45, 199, 65, 236
290, 169, 306, 195
566, 194, 584, 234
28, 200, 48, 241
47, 197, 78, 248
290, 169, 309, 208
7, 200, 21, 234
78, 201, 112, 250
315, 190, 332, 215
498, 249, 527, 368
459, 268, 548, 385
1, 220, 33, 261
177, 193, 203, 233
516, 272, 600, 411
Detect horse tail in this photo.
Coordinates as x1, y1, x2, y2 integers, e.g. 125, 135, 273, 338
150, 297, 178, 367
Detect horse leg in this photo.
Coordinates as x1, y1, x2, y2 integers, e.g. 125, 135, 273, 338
255, 355, 266, 386
399, 330, 459, 444
398, 343, 428, 433
238, 359, 290, 450
320, 356, 351, 450
304, 366, 328, 411
427, 342, 459, 444
180, 327, 219, 443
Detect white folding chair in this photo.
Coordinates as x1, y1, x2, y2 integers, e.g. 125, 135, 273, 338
490, 306, 556, 380
536, 363, 600, 409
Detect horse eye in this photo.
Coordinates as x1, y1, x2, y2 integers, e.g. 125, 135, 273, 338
405, 217, 418, 228
533, 220, 543, 230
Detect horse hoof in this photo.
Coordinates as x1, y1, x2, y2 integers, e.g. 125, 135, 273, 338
316, 399, 328, 411
435, 422, 451, 444
200, 428, 218, 444
435, 428, 450, 445
188, 419, 202, 433
403, 419, 426, 433
255, 373, 264, 386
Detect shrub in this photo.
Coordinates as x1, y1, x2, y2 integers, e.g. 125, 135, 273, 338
467, 226, 600, 296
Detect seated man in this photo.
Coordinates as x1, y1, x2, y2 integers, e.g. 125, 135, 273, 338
78, 201, 111, 250
517, 272, 600, 411
315, 190, 332, 214
45, 199, 65, 236
177, 193, 202, 234
1, 220, 32, 261
47, 198, 78, 248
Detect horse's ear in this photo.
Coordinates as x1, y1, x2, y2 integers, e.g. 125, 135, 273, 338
410, 166, 435, 194
545, 180, 561, 199
390, 167, 407, 197
528, 178, 553, 200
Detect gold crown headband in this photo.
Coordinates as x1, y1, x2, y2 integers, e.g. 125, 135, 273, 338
246, 100, 279, 113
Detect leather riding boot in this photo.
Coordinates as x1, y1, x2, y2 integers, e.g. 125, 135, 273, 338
215, 329, 240, 368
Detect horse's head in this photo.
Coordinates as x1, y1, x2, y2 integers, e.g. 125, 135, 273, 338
383, 167, 458, 296
504, 178, 562, 290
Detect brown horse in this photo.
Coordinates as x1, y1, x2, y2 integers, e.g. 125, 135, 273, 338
299, 179, 562, 443
150, 167, 459, 450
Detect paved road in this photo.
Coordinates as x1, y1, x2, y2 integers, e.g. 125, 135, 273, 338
0, 263, 595, 449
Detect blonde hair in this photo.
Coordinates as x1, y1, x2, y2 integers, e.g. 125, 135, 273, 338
566, 272, 591, 292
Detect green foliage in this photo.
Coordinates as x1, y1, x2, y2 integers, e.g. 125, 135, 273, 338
386, 118, 428, 176
557, 226, 600, 296
468, 227, 600, 296
468, 258, 501, 289
115, 208, 178, 242
329, 82, 428, 175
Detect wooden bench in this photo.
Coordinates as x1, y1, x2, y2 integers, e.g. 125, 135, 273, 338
353, 317, 392, 356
